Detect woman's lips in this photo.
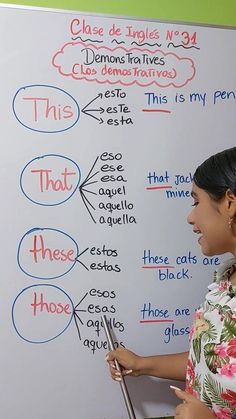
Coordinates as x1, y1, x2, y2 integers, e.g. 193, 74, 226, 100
198, 235, 203, 244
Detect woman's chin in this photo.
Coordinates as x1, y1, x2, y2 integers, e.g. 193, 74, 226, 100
200, 243, 213, 257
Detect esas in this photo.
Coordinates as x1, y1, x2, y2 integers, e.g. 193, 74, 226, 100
87, 303, 116, 314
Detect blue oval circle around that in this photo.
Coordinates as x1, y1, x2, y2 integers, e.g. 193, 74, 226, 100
20, 154, 81, 206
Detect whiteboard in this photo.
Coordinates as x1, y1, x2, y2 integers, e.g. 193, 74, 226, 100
1, 4, 236, 418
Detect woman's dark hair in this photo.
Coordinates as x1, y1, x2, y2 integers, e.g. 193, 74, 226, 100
193, 147, 236, 200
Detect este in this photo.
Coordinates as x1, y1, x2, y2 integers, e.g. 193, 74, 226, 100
29, 234, 75, 263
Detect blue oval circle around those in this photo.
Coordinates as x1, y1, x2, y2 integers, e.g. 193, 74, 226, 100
12, 284, 75, 343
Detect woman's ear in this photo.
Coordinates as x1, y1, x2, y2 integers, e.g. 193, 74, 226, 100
225, 189, 236, 216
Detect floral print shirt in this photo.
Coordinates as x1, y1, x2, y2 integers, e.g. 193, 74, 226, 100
186, 258, 236, 419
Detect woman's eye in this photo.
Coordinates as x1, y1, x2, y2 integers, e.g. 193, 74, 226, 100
192, 201, 199, 207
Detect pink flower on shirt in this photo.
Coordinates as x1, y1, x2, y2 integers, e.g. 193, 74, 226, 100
189, 325, 196, 341
214, 407, 233, 418
226, 338, 236, 358
218, 362, 236, 377
195, 309, 203, 320
185, 358, 198, 396
214, 344, 227, 358
218, 281, 228, 291
186, 358, 195, 381
221, 389, 236, 408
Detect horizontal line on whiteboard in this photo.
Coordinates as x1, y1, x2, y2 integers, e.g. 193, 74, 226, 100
140, 319, 174, 323
142, 266, 175, 269
146, 185, 173, 190
142, 109, 171, 113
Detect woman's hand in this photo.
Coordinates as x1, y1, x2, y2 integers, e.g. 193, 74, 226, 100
174, 389, 215, 419
106, 347, 141, 380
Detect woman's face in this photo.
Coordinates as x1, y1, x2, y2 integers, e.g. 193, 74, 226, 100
187, 183, 233, 256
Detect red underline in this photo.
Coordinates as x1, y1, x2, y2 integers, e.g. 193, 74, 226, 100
146, 186, 173, 190
142, 109, 171, 113
140, 319, 174, 323
142, 266, 175, 269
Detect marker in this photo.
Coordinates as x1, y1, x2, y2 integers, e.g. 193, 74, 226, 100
101, 315, 136, 419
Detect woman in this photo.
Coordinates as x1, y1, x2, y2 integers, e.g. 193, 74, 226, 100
106, 147, 236, 419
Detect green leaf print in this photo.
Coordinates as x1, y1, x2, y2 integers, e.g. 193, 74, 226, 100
220, 317, 236, 342
202, 388, 213, 408
204, 343, 218, 374
204, 343, 229, 374
194, 373, 202, 395
201, 320, 217, 341
191, 311, 218, 365
192, 338, 201, 363
204, 374, 230, 408
215, 303, 234, 316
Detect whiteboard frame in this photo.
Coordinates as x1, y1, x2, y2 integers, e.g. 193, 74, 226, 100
0, 2, 236, 30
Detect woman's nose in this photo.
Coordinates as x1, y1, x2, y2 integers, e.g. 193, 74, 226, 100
187, 209, 194, 225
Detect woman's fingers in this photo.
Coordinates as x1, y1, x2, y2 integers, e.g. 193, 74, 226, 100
108, 360, 133, 381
